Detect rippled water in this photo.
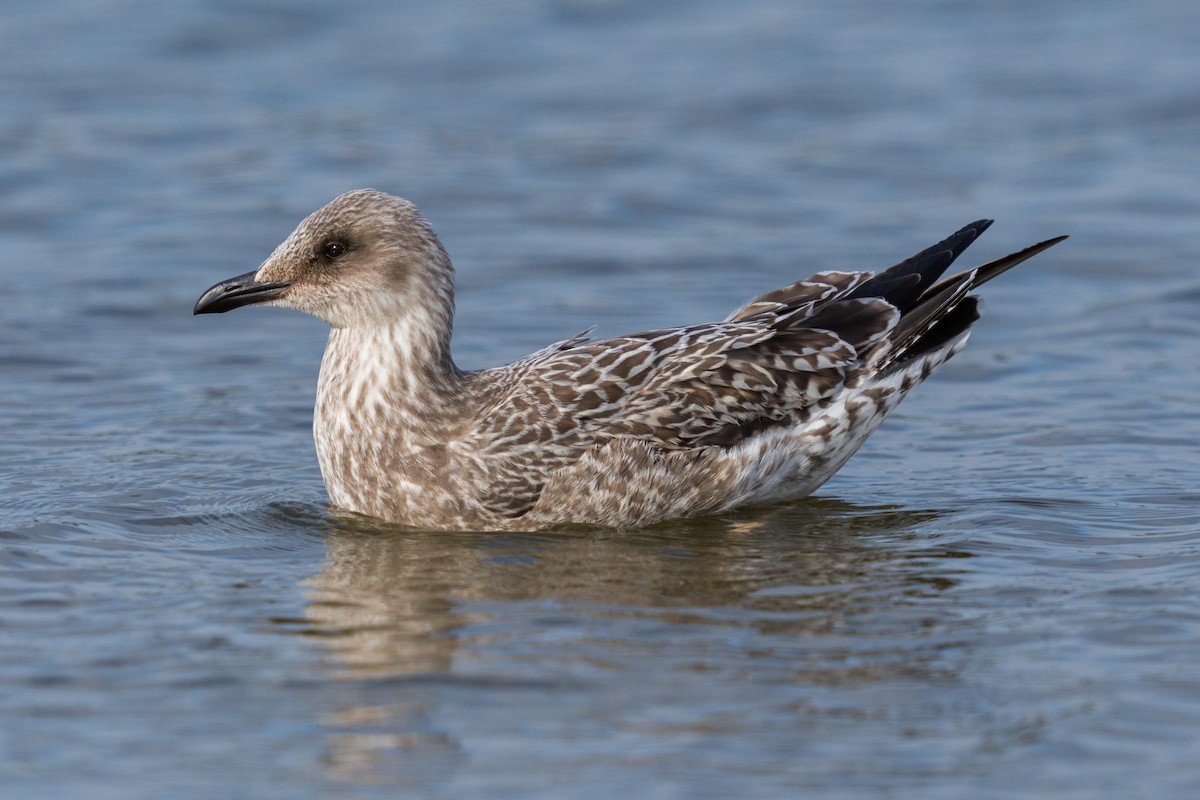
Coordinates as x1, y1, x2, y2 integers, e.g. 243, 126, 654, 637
2, 1, 1199, 797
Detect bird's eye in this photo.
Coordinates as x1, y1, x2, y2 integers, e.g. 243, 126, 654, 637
323, 242, 348, 259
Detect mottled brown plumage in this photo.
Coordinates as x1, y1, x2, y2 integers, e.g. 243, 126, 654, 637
195, 190, 1066, 530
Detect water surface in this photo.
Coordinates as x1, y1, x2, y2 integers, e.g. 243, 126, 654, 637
2, 1, 1199, 798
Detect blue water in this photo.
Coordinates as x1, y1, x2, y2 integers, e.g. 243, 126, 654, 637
2, 1, 1199, 797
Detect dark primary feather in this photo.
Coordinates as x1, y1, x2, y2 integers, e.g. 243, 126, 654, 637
926, 234, 1069, 297
847, 219, 993, 311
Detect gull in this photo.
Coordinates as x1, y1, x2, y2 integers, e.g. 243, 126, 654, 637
195, 189, 1065, 530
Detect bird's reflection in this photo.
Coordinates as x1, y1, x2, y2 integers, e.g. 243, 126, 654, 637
299, 498, 965, 785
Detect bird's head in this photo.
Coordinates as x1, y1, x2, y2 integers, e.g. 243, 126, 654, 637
194, 189, 453, 328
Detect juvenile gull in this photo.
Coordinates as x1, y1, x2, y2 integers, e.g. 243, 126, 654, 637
195, 190, 1066, 530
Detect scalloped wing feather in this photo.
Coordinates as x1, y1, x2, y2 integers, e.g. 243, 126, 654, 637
469, 293, 898, 517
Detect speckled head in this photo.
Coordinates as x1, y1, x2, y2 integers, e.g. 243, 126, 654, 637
194, 189, 455, 328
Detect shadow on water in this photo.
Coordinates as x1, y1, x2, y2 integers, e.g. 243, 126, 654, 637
286, 499, 980, 786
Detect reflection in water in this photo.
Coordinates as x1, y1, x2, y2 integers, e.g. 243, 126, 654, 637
302, 499, 966, 786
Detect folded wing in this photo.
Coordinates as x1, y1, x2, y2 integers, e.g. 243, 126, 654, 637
469, 220, 1066, 517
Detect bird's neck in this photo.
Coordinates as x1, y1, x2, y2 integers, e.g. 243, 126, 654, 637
315, 279, 467, 468
319, 313, 462, 411
311, 312, 465, 518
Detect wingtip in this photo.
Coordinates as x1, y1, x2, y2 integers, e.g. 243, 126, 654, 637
967, 232, 1070, 290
